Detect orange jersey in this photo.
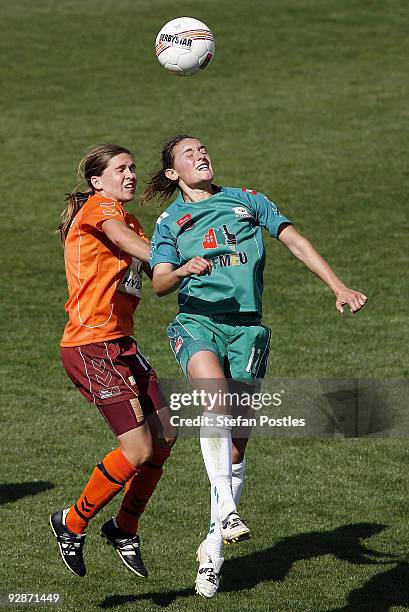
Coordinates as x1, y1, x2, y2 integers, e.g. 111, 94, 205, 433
61, 194, 148, 347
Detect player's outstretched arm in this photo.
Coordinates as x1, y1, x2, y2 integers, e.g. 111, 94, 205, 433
153, 258, 212, 297
102, 220, 150, 262
278, 225, 367, 314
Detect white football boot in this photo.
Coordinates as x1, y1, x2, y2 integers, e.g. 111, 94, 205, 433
195, 540, 224, 598
220, 511, 250, 544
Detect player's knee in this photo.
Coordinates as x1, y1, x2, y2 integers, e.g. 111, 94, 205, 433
122, 442, 153, 467
139, 435, 154, 464
141, 446, 153, 465
118, 428, 153, 467
140, 435, 153, 462
147, 409, 179, 447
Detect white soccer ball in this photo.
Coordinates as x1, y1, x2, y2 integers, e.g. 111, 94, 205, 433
155, 17, 215, 76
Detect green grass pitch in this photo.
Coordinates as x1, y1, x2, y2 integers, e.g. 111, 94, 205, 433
1, 1, 408, 610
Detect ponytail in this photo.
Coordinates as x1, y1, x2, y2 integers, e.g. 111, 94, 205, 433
141, 134, 194, 205
58, 191, 92, 245
141, 168, 178, 206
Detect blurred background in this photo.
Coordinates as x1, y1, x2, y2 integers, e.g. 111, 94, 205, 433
1, 1, 408, 610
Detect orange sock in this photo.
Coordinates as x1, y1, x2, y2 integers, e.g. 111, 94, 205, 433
116, 444, 171, 536
66, 448, 137, 534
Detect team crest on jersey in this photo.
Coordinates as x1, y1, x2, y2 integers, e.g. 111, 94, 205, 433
203, 224, 237, 250
233, 206, 253, 219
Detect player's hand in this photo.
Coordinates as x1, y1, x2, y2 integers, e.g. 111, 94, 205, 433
178, 257, 212, 278
335, 288, 367, 314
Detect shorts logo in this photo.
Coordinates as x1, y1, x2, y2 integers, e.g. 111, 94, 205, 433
128, 376, 136, 386
91, 358, 112, 387
99, 387, 121, 399
175, 336, 184, 354
203, 224, 237, 251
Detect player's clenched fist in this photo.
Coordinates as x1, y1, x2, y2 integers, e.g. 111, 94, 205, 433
335, 288, 367, 314
179, 256, 212, 278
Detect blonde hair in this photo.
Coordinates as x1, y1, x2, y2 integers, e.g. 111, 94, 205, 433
58, 143, 132, 245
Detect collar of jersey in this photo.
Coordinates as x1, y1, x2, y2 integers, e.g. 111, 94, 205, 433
175, 185, 226, 207
88, 193, 122, 206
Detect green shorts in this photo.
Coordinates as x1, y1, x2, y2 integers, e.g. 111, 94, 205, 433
167, 312, 271, 383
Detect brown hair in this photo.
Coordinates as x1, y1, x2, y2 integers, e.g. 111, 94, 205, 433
141, 134, 194, 205
58, 143, 132, 245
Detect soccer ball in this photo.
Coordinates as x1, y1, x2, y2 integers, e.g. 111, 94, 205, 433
155, 17, 215, 76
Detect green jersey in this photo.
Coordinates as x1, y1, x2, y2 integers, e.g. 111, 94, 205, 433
149, 186, 292, 316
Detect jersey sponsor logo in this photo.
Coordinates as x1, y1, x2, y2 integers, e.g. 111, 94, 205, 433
203, 224, 237, 251
211, 251, 248, 270
118, 257, 143, 298
233, 206, 253, 219
176, 213, 195, 230
242, 188, 258, 195
102, 209, 119, 216
177, 213, 192, 227
259, 193, 278, 213
156, 211, 169, 225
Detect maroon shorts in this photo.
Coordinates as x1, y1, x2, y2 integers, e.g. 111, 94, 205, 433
60, 337, 167, 435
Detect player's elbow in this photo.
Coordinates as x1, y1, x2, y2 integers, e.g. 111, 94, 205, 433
152, 276, 167, 296
288, 237, 313, 261
289, 244, 305, 260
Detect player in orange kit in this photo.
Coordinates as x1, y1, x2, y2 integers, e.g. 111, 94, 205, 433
50, 144, 177, 578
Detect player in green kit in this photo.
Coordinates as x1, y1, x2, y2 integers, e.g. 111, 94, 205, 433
144, 135, 367, 598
